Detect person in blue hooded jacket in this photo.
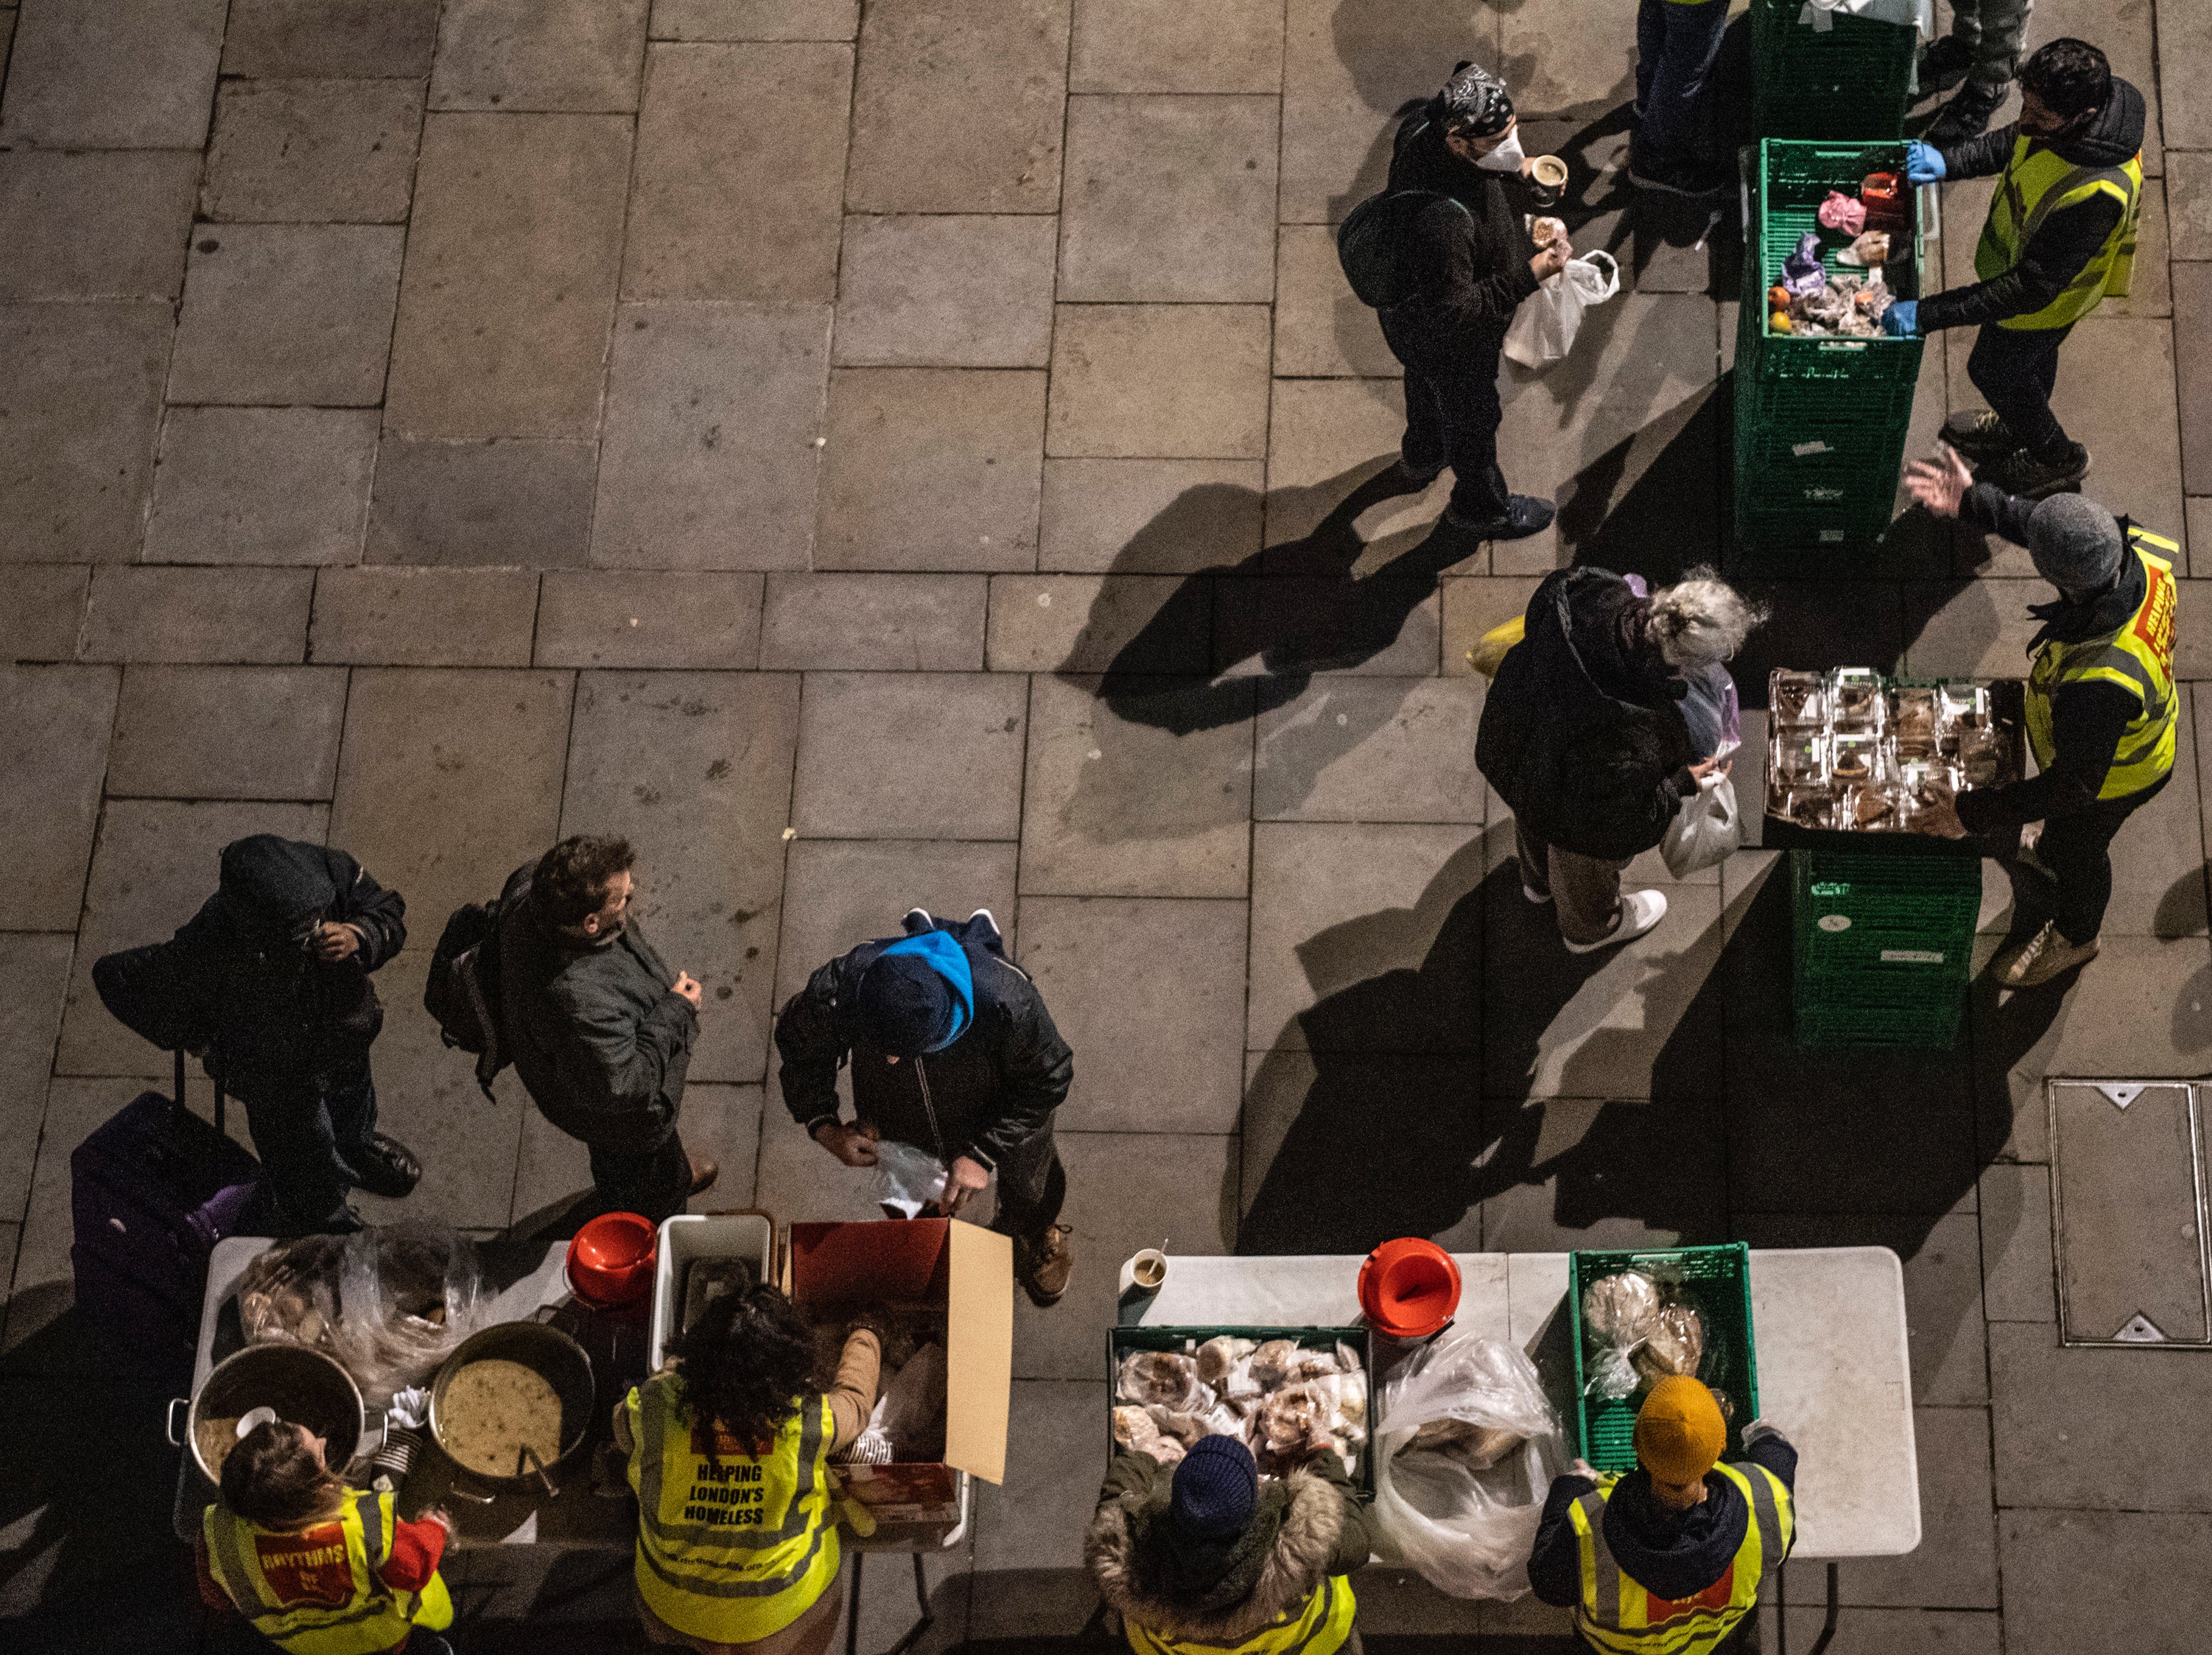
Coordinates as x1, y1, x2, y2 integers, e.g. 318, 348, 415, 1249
774, 910, 1076, 1307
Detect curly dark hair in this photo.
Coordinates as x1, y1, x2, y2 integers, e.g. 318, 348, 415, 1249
222, 1421, 344, 1529
2021, 38, 2111, 119
533, 835, 635, 927
669, 1283, 826, 1463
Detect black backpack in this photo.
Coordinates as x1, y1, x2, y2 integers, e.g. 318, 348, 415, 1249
424, 898, 507, 1100
1337, 188, 1471, 310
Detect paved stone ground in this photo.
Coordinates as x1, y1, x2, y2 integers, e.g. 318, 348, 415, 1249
4, 1, 2212, 1651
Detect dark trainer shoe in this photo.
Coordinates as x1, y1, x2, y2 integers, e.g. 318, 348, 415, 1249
688, 1154, 720, 1196
1626, 150, 1727, 198
1446, 494, 1556, 541
1014, 1224, 1075, 1308
1916, 34, 1973, 97
1940, 409, 2019, 463
1926, 79, 2008, 146
1981, 444, 2091, 501
350, 1133, 422, 1199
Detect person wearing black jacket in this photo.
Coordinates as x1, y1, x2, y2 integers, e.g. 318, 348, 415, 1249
1890, 39, 2146, 501
92, 835, 417, 1235
1477, 567, 1762, 951
1377, 61, 1568, 542
496, 836, 715, 1224
775, 908, 1077, 1307
1906, 449, 2179, 989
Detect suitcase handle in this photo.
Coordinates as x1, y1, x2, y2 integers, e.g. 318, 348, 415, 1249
167, 1396, 190, 1448
174, 1049, 229, 1138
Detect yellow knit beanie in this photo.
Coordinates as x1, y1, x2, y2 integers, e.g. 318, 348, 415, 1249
1633, 1376, 1727, 1485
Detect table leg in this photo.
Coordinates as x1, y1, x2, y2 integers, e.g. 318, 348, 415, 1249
848, 1552, 864, 1655
849, 1549, 938, 1655
1806, 1561, 1840, 1655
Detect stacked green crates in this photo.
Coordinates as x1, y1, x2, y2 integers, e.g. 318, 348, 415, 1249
1791, 849, 1979, 1045
1734, 140, 1927, 553
1568, 1245, 1760, 1472
1750, 0, 1918, 139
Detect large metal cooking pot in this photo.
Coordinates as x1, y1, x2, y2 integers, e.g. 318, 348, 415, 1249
428, 1319, 595, 1501
170, 1344, 366, 1486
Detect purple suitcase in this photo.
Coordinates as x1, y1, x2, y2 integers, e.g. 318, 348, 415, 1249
69, 1051, 260, 1380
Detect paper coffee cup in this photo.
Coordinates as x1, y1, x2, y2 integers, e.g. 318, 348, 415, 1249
1531, 154, 1567, 189
1118, 1248, 1168, 1297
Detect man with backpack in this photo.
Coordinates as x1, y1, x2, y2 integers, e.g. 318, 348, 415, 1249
1338, 61, 1567, 543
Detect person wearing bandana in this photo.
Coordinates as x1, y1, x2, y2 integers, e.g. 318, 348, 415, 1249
775, 908, 1077, 1308
1375, 61, 1567, 544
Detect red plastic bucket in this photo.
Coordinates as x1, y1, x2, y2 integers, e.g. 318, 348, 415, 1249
566, 1212, 658, 1309
1358, 1238, 1461, 1340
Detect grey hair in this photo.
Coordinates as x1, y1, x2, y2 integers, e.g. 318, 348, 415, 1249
1647, 568, 1768, 668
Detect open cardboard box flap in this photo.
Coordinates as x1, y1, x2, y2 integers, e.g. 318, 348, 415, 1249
789, 1216, 1011, 1486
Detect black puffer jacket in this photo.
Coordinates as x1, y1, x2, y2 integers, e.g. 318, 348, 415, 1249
1378, 97, 1541, 362
494, 862, 697, 1155
1476, 568, 1703, 860
93, 836, 405, 1087
774, 920, 1072, 1171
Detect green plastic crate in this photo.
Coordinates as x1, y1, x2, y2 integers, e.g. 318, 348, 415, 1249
1750, 0, 1918, 139
1569, 1245, 1759, 1475
1791, 851, 1979, 1044
1106, 1325, 1376, 1498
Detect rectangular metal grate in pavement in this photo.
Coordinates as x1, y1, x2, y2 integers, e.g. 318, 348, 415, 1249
2049, 1082, 2212, 1348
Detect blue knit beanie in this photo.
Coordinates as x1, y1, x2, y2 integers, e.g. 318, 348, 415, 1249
1170, 1436, 1258, 1540
855, 932, 973, 1056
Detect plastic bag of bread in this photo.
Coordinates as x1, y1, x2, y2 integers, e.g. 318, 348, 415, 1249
1408, 1417, 1524, 1471
1632, 1304, 1705, 1384
1115, 1349, 1213, 1414
1580, 1271, 1661, 1349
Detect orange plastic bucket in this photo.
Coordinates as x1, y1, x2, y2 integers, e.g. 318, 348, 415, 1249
566, 1211, 658, 1309
1358, 1238, 1461, 1339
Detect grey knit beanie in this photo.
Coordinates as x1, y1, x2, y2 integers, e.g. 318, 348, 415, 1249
2025, 494, 2124, 592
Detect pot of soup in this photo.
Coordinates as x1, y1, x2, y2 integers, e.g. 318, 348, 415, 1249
428, 1320, 595, 1501
172, 1343, 367, 1487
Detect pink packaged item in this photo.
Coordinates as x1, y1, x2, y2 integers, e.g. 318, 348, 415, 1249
1817, 190, 1866, 236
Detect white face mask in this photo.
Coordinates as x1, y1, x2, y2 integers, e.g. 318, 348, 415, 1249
1474, 126, 1525, 171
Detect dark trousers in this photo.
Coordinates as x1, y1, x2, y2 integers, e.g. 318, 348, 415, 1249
1635, 0, 1729, 161
233, 1055, 377, 1235
588, 1131, 693, 1224
1516, 819, 1632, 947
1945, 0, 2035, 87
988, 1120, 1067, 1241
1967, 321, 2075, 460
2039, 774, 2167, 944
1382, 324, 1512, 521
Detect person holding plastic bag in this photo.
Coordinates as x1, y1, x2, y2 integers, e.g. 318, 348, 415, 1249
1086, 1435, 1373, 1655
1503, 248, 1619, 370
1526, 1378, 1797, 1653
1371, 1331, 1566, 1600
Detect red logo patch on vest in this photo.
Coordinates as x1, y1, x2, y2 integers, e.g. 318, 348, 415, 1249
253, 1521, 355, 1609
2133, 563, 2175, 672
1640, 1563, 1737, 1624
691, 1422, 775, 1459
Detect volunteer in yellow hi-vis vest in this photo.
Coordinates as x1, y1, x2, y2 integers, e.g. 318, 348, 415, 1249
1888, 38, 2145, 501
1087, 1435, 1373, 1655
1528, 1378, 1797, 1655
1907, 450, 2178, 989
194, 1420, 456, 1655
617, 1282, 882, 1655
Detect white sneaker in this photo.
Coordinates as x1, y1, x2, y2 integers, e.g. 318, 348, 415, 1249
967, 908, 1004, 948
1563, 889, 1668, 954
1522, 882, 1553, 905
901, 907, 934, 934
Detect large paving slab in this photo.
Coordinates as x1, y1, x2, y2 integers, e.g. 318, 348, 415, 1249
2177, 262, 2212, 498
0, 936, 73, 1221
1262, 377, 1453, 546
309, 567, 539, 666
430, 0, 649, 112
759, 574, 987, 671
1037, 459, 1266, 573
650, 1, 860, 40
986, 576, 1204, 674
1978, 1161, 2057, 1324
969, 1380, 1107, 1637
366, 437, 598, 567
384, 113, 631, 440
844, 0, 1070, 214
557, 672, 801, 1084
0, 567, 90, 663
201, 78, 425, 223
145, 407, 379, 566
0, 0, 224, 148
326, 669, 574, 946
535, 571, 763, 668
1999, 1509, 2212, 1655
1014, 897, 1248, 1133
815, 369, 1045, 571
592, 303, 831, 570
1068, 0, 1282, 94
1046, 305, 1272, 459
622, 43, 851, 301
1477, 1091, 1727, 1251
0, 666, 118, 932
106, 666, 348, 801
56, 799, 328, 1077
0, 302, 170, 564
1273, 223, 1398, 379
833, 215, 1058, 369
0, 152, 197, 302
1990, 1320, 2212, 1510
1020, 674, 1255, 898
1253, 677, 1484, 824
166, 225, 405, 407
1056, 95, 1279, 303
769, 838, 1019, 1008
80, 567, 314, 664
220, 0, 443, 77
791, 672, 1029, 840
2173, 153, 2212, 262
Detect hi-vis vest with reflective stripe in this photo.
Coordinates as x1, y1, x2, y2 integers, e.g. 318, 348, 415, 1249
1975, 135, 2142, 330
1122, 1572, 1357, 1655
1567, 1463, 1794, 1655
202, 1489, 452, 1655
626, 1375, 846, 1646
2026, 532, 2179, 801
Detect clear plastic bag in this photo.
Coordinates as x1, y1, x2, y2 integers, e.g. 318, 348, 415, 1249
1373, 1330, 1567, 1600
328, 1224, 492, 1410
238, 1234, 349, 1352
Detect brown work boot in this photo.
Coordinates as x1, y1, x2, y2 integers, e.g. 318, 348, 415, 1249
687, 1154, 719, 1196
1991, 920, 2100, 990
1014, 1224, 1075, 1308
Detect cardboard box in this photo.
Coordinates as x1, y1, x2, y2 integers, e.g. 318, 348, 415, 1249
790, 1218, 1011, 1525
650, 1212, 780, 1370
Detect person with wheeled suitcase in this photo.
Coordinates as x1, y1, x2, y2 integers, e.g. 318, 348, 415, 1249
93, 834, 419, 1235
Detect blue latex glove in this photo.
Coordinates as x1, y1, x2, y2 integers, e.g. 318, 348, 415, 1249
1882, 299, 1919, 338
1905, 141, 1946, 185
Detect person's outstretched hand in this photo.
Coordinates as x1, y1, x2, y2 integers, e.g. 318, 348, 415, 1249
1904, 141, 1946, 185
1903, 443, 1974, 518
671, 971, 703, 1006
1881, 298, 1919, 338
813, 1120, 880, 1167
1530, 235, 1572, 281
938, 1155, 989, 1217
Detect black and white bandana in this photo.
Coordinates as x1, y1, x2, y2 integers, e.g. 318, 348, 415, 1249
1439, 59, 1515, 137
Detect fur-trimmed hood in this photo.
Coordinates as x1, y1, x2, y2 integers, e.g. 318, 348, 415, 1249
1086, 1470, 1347, 1644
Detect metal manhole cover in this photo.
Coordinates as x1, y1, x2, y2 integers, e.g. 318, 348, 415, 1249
2048, 1081, 2212, 1348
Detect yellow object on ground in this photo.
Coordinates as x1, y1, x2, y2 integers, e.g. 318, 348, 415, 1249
1467, 614, 1526, 677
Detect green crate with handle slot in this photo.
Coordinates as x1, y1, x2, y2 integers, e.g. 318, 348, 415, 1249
1569, 1244, 1759, 1475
